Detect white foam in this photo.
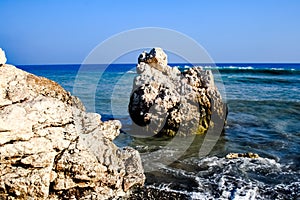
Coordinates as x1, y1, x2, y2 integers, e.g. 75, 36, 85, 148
126, 70, 136, 74
143, 155, 299, 199
270, 67, 285, 70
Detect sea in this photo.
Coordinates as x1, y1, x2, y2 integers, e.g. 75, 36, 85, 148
18, 63, 300, 199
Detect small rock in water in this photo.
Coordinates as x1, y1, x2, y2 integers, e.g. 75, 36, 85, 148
0, 48, 7, 66
226, 152, 260, 159
127, 187, 190, 200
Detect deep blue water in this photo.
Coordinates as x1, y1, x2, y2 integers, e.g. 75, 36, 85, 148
18, 63, 300, 199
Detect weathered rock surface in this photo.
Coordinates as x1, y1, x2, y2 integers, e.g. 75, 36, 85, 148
129, 48, 227, 136
0, 61, 145, 199
0, 48, 6, 66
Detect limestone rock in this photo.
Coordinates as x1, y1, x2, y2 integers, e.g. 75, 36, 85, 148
0, 48, 6, 66
138, 47, 168, 73
129, 48, 227, 137
0, 64, 145, 199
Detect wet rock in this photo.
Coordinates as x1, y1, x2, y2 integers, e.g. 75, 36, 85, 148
225, 152, 260, 159
129, 48, 227, 137
0, 48, 6, 66
0, 58, 145, 199
126, 187, 190, 200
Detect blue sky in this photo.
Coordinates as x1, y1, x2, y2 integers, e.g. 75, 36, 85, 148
0, 0, 299, 64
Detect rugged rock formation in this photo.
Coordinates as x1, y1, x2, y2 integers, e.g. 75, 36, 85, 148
129, 48, 227, 137
0, 58, 145, 199
0, 48, 6, 66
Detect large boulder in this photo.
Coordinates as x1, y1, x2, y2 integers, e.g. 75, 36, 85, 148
0, 57, 145, 199
129, 48, 227, 137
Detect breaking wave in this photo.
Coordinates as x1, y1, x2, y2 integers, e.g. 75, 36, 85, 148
143, 156, 300, 199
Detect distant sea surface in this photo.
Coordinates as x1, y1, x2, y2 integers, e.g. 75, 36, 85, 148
19, 63, 300, 199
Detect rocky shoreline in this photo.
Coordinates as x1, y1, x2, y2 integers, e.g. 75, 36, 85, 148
0, 47, 228, 199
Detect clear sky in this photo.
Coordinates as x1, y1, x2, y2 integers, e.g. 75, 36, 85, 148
0, 0, 299, 64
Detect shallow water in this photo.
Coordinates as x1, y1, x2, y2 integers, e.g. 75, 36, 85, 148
19, 63, 300, 199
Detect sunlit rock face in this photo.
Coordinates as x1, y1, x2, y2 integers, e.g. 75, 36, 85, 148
0, 53, 145, 199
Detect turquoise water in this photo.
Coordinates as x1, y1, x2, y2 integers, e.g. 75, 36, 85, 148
19, 64, 300, 199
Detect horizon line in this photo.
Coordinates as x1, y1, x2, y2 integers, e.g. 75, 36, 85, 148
13, 62, 300, 66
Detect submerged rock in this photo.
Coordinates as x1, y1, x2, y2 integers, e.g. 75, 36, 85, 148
128, 48, 227, 137
127, 187, 189, 200
0, 55, 145, 199
0, 48, 6, 66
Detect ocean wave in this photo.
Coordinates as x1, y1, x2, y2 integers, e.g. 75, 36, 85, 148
216, 65, 254, 70
226, 98, 300, 105
226, 75, 300, 85
144, 156, 299, 199
220, 67, 300, 76
127, 70, 136, 74
174, 64, 300, 75
217, 66, 299, 74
